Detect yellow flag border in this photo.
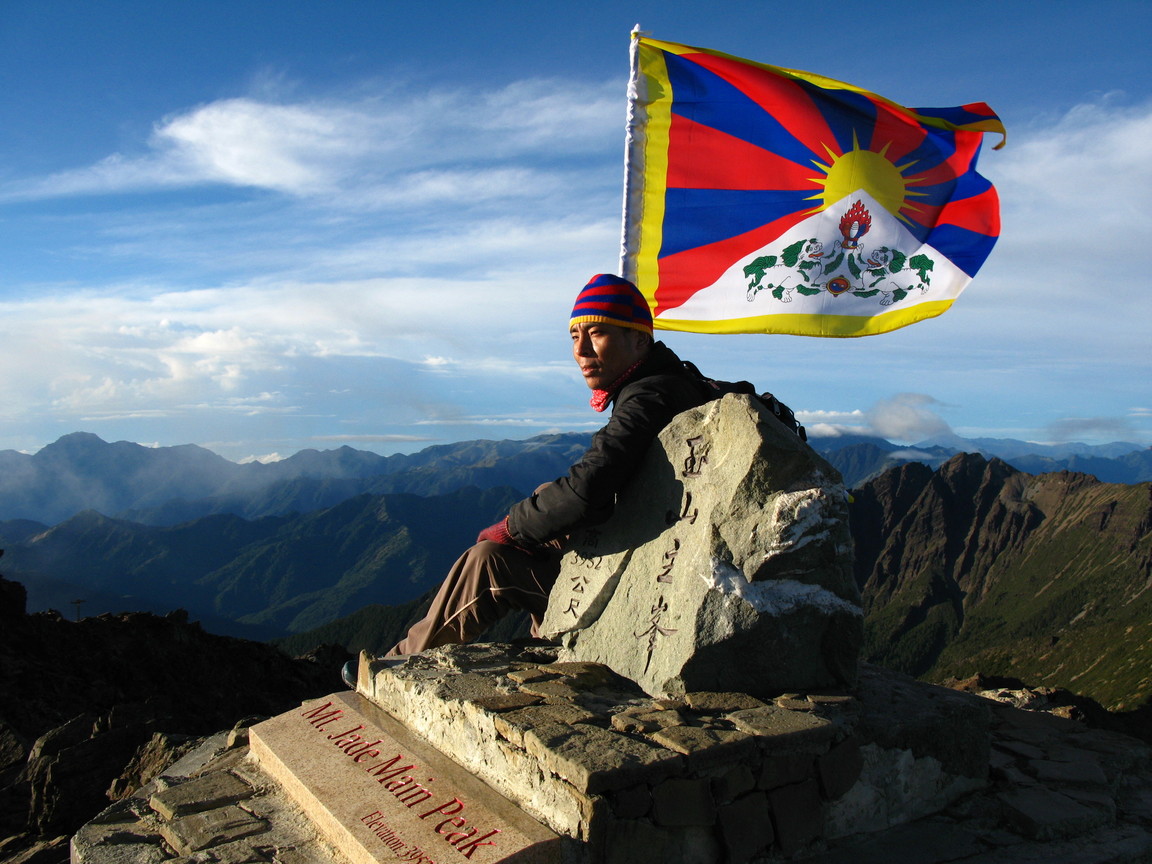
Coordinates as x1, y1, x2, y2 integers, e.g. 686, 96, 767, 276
653, 299, 958, 337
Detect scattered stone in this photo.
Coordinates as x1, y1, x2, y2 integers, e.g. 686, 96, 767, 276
159, 804, 267, 855
818, 738, 864, 800
648, 726, 755, 769
1029, 755, 1109, 787
526, 723, 685, 794
774, 697, 815, 712
69, 647, 1152, 864
993, 739, 1045, 761
683, 692, 767, 713
604, 819, 674, 864
549, 662, 625, 690
149, 771, 255, 820
508, 666, 560, 685
805, 692, 854, 707
519, 679, 586, 701
718, 792, 773, 862
759, 753, 816, 791
358, 649, 1009, 861
998, 785, 1108, 840
727, 705, 837, 749
472, 691, 545, 713
495, 704, 601, 748
711, 764, 756, 805
610, 709, 685, 735
769, 778, 823, 856
608, 784, 652, 820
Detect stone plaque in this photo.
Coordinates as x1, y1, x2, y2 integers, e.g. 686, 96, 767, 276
250, 691, 562, 864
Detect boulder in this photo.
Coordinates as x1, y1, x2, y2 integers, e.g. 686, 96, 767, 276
541, 394, 861, 699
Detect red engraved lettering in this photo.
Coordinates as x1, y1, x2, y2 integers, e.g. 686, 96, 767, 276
435, 815, 467, 833
328, 723, 365, 741
455, 829, 501, 858
419, 798, 465, 820
366, 754, 416, 782
362, 810, 384, 828
301, 701, 344, 731
346, 738, 383, 757
397, 785, 434, 807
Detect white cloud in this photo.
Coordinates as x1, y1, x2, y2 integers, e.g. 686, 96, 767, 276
864, 393, 953, 443
979, 97, 1152, 304
1, 79, 622, 206
157, 99, 370, 193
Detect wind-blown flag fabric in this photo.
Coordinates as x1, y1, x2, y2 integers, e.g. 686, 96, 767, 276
620, 36, 1006, 336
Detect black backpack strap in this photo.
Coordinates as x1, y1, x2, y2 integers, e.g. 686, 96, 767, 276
760, 391, 807, 441
682, 361, 806, 441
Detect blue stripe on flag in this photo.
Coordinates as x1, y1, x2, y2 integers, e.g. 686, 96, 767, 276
659, 188, 814, 258
925, 225, 998, 277
663, 53, 820, 168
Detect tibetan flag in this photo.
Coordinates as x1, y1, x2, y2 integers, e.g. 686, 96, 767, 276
620, 36, 1005, 337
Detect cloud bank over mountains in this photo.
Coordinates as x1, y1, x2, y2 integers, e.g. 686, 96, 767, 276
1, 71, 1149, 460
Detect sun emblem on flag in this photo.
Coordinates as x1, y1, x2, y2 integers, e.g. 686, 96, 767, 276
808, 133, 930, 227
739, 132, 944, 307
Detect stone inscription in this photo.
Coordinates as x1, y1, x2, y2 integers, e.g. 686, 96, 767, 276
301, 701, 501, 860
631, 432, 713, 670
562, 528, 605, 620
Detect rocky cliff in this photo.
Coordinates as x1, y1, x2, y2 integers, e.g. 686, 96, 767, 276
852, 453, 1152, 713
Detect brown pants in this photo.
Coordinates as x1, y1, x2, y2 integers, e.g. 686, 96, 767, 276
388, 539, 564, 656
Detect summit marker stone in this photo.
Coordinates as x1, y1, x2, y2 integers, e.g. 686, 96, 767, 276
541, 394, 862, 699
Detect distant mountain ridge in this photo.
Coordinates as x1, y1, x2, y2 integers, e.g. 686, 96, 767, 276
0, 431, 590, 526
1, 431, 1148, 527
3, 485, 520, 639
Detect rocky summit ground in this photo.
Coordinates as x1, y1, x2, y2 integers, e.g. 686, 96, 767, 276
0, 573, 351, 864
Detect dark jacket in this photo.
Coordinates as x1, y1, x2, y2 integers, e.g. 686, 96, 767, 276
506, 341, 712, 546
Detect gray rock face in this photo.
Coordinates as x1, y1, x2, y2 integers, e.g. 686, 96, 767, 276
541, 394, 862, 699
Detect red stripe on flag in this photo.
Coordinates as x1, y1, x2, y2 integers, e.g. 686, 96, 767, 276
867, 100, 929, 164
936, 185, 1001, 235
666, 114, 818, 191
681, 52, 842, 161
654, 210, 809, 315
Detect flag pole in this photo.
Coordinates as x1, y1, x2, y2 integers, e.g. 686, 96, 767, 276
619, 25, 645, 282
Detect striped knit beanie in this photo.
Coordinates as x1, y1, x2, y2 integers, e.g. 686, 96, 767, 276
569, 274, 653, 336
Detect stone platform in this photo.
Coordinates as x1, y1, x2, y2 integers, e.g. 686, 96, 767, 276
70, 645, 1152, 863
354, 644, 991, 862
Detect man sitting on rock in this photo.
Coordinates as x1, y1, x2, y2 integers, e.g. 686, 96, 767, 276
383, 274, 714, 659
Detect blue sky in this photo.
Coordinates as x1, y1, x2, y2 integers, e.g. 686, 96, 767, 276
1, 0, 1149, 462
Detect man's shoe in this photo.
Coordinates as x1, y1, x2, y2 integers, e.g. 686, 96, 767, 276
341, 660, 357, 689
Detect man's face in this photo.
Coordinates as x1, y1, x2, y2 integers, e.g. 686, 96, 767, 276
570, 322, 650, 391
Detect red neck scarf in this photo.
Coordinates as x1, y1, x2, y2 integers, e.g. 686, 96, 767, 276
589, 358, 645, 413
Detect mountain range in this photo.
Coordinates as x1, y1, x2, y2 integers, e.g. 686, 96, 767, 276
1, 431, 1149, 528
1, 431, 1151, 717
2, 485, 520, 640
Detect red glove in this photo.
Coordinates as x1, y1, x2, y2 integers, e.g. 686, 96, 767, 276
477, 518, 514, 546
